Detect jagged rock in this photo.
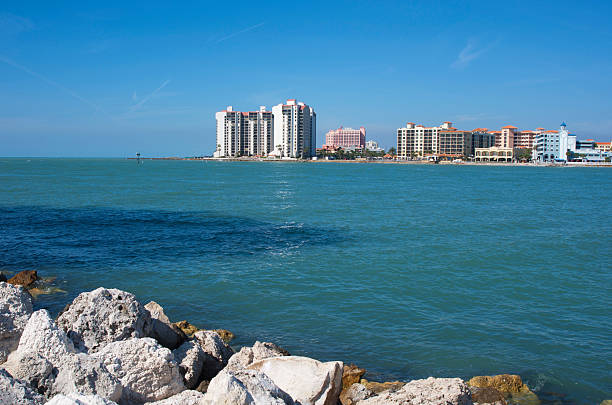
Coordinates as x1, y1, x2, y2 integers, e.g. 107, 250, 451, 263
226, 341, 289, 372
8, 270, 38, 287
358, 377, 473, 405
0, 368, 45, 404
144, 301, 186, 350
1, 351, 55, 397
45, 393, 118, 405
340, 383, 374, 405
203, 368, 294, 404
52, 353, 122, 403
247, 355, 343, 405
92, 337, 185, 404
0, 282, 33, 363
0, 273, 6, 282
10, 309, 76, 365
173, 340, 205, 389
174, 321, 199, 337
144, 390, 206, 404
471, 387, 506, 405
193, 330, 234, 380
56, 288, 153, 353
359, 379, 405, 394
343, 364, 367, 390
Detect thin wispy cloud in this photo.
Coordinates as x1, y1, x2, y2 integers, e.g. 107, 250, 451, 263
0, 55, 108, 115
128, 80, 171, 113
215, 22, 265, 43
0, 12, 34, 35
451, 39, 499, 69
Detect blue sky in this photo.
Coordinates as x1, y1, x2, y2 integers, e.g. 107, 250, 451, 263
1, 0, 611, 156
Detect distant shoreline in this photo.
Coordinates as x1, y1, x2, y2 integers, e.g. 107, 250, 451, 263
126, 157, 612, 167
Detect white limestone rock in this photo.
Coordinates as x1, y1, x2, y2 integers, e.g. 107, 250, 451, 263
226, 341, 289, 372
0, 368, 45, 405
172, 340, 205, 389
144, 301, 185, 350
1, 351, 55, 397
357, 377, 473, 405
56, 288, 153, 353
203, 368, 294, 405
144, 390, 206, 405
52, 353, 122, 403
11, 309, 76, 364
0, 281, 33, 363
340, 383, 375, 405
247, 356, 343, 405
91, 337, 185, 404
193, 330, 234, 380
45, 392, 118, 405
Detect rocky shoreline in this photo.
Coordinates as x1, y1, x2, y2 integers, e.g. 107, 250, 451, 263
0, 272, 606, 405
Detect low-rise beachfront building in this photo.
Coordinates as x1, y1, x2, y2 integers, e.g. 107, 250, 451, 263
595, 141, 611, 152
396, 121, 453, 158
474, 147, 514, 162
324, 126, 365, 149
365, 140, 383, 152
577, 139, 597, 150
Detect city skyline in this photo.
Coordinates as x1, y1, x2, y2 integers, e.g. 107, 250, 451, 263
1, 1, 612, 156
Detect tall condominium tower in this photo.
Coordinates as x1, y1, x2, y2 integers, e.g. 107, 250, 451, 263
271, 99, 316, 158
214, 106, 273, 157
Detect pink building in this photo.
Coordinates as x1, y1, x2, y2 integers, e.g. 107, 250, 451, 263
324, 126, 366, 149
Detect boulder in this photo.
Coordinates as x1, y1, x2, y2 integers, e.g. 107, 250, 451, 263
1, 351, 55, 397
144, 390, 206, 404
214, 329, 235, 344
343, 364, 367, 390
45, 393, 118, 405
358, 377, 473, 405
52, 353, 123, 403
196, 380, 210, 393
359, 379, 405, 394
247, 356, 343, 405
10, 309, 76, 365
0, 273, 6, 282
174, 320, 199, 337
193, 330, 234, 380
173, 340, 205, 389
226, 341, 289, 372
92, 337, 185, 403
471, 387, 506, 405
144, 301, 186, 350
0, 282, 33, 363
203, 368, 294, 404
8, 270, 38, 287
56, 288, 153, 353
0, 368, 45, 404
467, 375, 528, 396
340, 383, 374, 405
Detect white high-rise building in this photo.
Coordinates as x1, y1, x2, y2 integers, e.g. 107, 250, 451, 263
271, 99, 316, 158
533, 122, 570, 162
214, 106, 273, 157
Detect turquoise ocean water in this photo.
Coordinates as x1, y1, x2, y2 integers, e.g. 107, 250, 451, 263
0, 158, 610, 403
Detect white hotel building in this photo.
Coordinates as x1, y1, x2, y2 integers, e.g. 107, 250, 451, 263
533, 122, 574, 162
214, 100, 315, 158
396, 121, 454, 158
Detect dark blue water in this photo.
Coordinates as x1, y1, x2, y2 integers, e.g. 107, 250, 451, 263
0, 159, 610, 403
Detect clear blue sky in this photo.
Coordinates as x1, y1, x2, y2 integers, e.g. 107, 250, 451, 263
1, 0, 611, 156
